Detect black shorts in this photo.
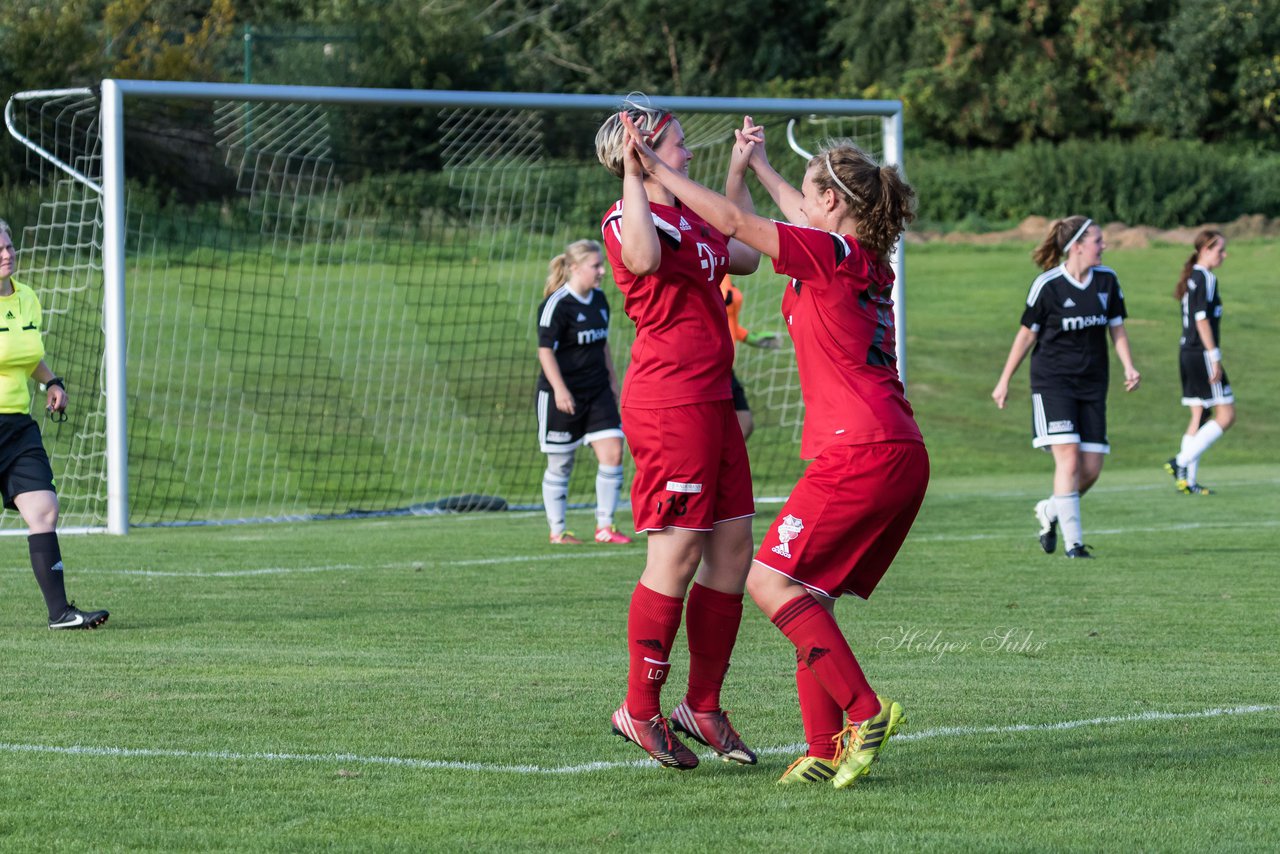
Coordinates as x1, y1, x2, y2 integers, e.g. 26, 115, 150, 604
0, 414, 56, 509
730, 371, 750, 413
1031, 392, 1109, 454
536, 385, 624, 453
1179, 349, 1234, 408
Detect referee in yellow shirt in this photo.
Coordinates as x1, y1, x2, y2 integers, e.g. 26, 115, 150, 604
0, 219, 107, 629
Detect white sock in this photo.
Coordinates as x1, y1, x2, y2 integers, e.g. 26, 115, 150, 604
1177, 434, 1196, 484
1056, 492, 1083, 549
542, 453, 575, 535
595, 464, 624, 528
1177, 422, 1224, 476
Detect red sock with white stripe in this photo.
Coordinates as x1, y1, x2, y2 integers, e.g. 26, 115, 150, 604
625, 582, 685, 719
795, 649, 844, 759
683, 582, 744, 713
770, 594, 880, 723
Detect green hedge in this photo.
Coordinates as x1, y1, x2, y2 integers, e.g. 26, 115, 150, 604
7, 139, 1278, 240
910, 140, 1280, 230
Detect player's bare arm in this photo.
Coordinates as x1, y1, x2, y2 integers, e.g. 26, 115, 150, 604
618, 139, 662, 275
620, 113, 780, 260
724, 116, 762, 275
537, 347, 576, 414
1195, 316, 1223, 383
1108, 324, 1141, 392
741, 123, 806, 225
992, 326, 1036, 409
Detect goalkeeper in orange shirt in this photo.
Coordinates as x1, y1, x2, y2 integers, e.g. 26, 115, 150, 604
720, 275, 779, 440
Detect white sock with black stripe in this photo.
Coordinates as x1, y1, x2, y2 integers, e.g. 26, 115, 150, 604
543, 453, 575, 535
1056, 492, 1083, 549
595, 464, 624, 528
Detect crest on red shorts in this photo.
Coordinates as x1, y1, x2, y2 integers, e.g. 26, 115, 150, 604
771, 514, 804, 558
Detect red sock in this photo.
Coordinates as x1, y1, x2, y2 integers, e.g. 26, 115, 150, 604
770, 594, 880, 723
683, 582, 744, 713
795, 650, 844, 760
625, 582, 685, 719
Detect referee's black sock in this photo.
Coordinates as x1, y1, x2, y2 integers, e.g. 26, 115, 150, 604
29, 531, 69, 620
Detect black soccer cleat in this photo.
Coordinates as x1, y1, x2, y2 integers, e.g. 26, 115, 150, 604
1034, 500, 1058, 554
1164, 457, 1190, 493
49, 603, 109, 630
1064, 544, 1094, 559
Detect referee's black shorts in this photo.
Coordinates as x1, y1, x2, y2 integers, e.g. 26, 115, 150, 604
0, 413, 56, 509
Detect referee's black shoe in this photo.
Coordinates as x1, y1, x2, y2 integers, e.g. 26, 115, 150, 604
49, 603, 109, 630
1064, 544, 1094, 559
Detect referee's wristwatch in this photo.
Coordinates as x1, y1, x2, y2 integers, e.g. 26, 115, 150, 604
42, 376, 65, 391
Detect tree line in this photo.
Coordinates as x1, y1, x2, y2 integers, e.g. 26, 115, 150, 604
2, 1, 1277, 225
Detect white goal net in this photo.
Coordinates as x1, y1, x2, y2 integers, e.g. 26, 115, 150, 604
3, 83, 901, 532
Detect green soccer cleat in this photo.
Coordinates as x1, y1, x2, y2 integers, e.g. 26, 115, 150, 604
831, 697, 905, 789
776, 755, 838, 785
1184, 483, 1213, 495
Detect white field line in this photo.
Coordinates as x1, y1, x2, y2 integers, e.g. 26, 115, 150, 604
1, 704, 1273, 776
71, 516, 1278, 578
910, 517, 1280, 543
76, 549, 647, 577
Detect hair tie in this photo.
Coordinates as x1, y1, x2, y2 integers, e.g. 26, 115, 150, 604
646, 113, 673, 143
1062, 218, 1093, 253
824, 154, 859, 204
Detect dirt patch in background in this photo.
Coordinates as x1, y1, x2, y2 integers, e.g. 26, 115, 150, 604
907, 214, 1280, 247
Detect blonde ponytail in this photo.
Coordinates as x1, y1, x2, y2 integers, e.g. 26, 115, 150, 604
544, 239, 603, 296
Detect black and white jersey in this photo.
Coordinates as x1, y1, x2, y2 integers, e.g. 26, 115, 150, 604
536, 286, 612, 394
1021, 264, 1127, 399
1180, 266, 1222, 350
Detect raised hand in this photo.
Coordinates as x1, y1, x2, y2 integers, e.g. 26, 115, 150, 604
619, 112, 660, 177
737, 115, 770, 173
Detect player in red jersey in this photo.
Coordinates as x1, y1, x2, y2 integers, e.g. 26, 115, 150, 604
595, 99, 763, 770
618, 114, 927, 787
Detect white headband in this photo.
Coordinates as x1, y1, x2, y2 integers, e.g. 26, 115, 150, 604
1063, 218, 1093, 253
824, 154, 859, 205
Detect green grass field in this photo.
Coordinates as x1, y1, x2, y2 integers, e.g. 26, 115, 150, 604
2, 466, 1277, 850
2, 239, 1278, 850
36, 226, 1277, 528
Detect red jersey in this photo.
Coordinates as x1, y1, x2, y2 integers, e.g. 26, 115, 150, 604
773, 221, 922, 458
601, 200, 734, 408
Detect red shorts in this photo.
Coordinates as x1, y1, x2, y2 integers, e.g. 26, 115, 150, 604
623, 400, 755, 532
754, 441, 929, 599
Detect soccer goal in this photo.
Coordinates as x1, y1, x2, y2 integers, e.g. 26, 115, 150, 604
3, 81, 904, 533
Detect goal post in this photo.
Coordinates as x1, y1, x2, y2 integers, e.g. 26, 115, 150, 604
5, 80, 905, 534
